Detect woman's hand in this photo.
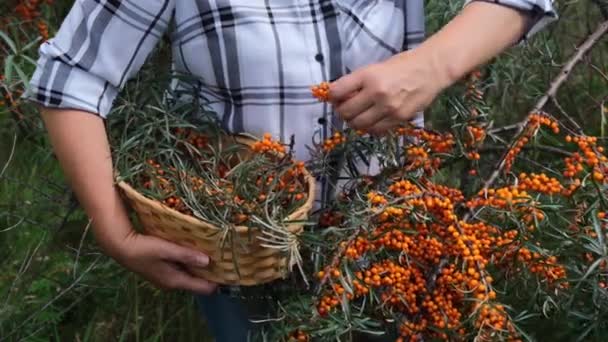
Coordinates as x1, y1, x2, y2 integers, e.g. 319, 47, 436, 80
110, 231, 217, 294
330, 1, 531, 134
329, 50, 449, 135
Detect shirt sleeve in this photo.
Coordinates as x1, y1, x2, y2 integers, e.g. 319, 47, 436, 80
465, 0, 557, 40
24, 0, 175, 118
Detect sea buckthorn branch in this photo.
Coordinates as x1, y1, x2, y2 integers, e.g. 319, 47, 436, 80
460, 70, 490, 172
305, 125, 456, 192
489, 123, 521, 135
465, 173, 570, 289
421, 172, 565, 338
314, 225, 364, 295
306, 170, 531, 340
479, 112, 560, 195
302, 113, 580, 339
480, 20, 608, 194
319, 134, 460, 308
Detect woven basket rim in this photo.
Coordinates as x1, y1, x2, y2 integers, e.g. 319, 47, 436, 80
116, 135, 316, 234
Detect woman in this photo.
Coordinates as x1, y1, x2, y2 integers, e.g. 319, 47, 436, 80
25, 0, 556, 340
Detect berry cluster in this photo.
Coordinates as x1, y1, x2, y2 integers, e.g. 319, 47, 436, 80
563, 135, 607, 182
517, 248, 568, 287
251, 133, 286, 154
137, 130, 308, 227
287, 330, 309, 342
321, 132, 347, 152
314, 175, 527, 341
14, 0, 52, 21
311, 82, 330, 102
504, 113, 560, 172
12, 0, 53, 41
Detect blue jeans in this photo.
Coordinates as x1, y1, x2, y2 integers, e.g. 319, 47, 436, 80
196, 292, 395, 342
196, 292, 253, 342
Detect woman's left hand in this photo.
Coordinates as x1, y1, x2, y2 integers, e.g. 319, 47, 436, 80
329, 50, 451, 135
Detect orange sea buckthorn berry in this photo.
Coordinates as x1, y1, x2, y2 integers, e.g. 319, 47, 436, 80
594, 171, 605, 182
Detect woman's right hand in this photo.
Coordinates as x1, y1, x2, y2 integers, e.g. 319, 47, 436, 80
110, 231, 217, 294
40, 108, 217, 295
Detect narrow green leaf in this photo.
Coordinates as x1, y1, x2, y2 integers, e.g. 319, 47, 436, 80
22, 36, 42, 52
591, 210, 606, 255
578, 257, 604, 283
0, 30, 17, 53
575, 322, 597, 342
21, 55, 39, 67
4, 54, 14, 84
14, 64, 30, 86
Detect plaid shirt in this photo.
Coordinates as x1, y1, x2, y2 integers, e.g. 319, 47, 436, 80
26, 0, 556, 162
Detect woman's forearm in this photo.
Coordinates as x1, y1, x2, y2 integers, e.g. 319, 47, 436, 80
421, 1, 531, 88
40, 108, 133, 257
40, 108, 217, 293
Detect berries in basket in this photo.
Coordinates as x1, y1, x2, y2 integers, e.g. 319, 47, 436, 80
114, 116, 315, 286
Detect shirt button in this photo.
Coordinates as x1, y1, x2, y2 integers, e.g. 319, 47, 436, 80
314, 53, 324, 63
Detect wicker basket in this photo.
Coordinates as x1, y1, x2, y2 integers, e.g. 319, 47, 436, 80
117, 135, 316, 286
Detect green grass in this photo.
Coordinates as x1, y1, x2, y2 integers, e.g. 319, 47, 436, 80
0, 131, 212, 341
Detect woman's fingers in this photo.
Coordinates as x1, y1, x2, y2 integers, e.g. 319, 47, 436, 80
367, 117, 402, 136
347, 104, 388, 131
157, 237, 210, 268
329, 72, 364, 103
161, 262, 218, 294
122, 234, 217, 294
335, 89, 375, 122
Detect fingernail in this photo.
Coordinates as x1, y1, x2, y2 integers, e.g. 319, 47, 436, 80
197, 255, 209, 266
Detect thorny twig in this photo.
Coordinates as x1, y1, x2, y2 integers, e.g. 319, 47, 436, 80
588, 62, 608, 83
0, 132, 16, 178
551, 97, 582, 132
489, 123, 520, 135
72, 219, 92, 278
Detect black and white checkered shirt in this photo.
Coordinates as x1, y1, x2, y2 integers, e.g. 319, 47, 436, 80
26, 0, 556, 161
